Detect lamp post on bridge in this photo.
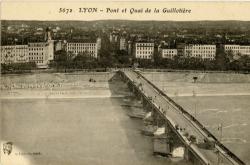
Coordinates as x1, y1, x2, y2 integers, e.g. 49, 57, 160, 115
174, 91, 178, 103
218, 123, 223, 142
192, 76, 198, 118
217, 123, 223, 165
192, 90, 197, 118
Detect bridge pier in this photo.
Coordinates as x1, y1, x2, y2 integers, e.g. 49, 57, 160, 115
184, 147, 191, 161
153, 121, 187, 156
164, 123, 174, 153
152, 110, 165, 127
142, 98, 152, 113
186, 149, 205, 165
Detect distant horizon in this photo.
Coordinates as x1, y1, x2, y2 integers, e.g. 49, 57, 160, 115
2, 19, 250, 22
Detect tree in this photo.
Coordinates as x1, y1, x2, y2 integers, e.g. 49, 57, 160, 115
50, 50, 69, 69
55, 50, 68, 61
203, 59, 216, 70
237, 55, 250, 71
72, 52, 98, 69
215, 48, 229, 70
225, 50, 234, 62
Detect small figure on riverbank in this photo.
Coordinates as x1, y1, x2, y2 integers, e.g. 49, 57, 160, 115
89, 78, 96, 82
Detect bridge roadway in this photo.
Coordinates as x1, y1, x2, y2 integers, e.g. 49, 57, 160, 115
121, 70, 245, 165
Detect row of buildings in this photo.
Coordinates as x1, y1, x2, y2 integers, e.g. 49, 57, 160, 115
223, 45, 250, 57
109, 32, 250, 60
130, 42, 250, 60
1, 30, 102, 68
1, 30, 250, 68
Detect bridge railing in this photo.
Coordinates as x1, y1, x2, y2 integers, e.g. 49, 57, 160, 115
129, 70, 245, 165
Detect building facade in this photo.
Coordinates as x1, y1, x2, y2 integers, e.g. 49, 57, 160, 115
1, 45, 29, 64
119, 37, 127, 50
183, 44, 216, 60
1, 42, 54, 68
66, 38, 101, 58
223, 45, 250, 56
240, 46, 250, 56
160, 49, 178, 59
28, 42, 54, 68
134, 42, 154, 59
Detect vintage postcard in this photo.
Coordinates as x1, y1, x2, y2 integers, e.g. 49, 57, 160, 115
0, 1, 250, 165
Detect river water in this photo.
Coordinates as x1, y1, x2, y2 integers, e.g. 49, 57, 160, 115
1, 72, 190, 165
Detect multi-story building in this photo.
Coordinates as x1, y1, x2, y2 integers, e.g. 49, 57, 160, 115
28, 41, 54, 68
134, 42, 154, 59
1, 45, 29, 64
119, 37, 127, 50
223, 45, 250, 57
177, 43, 186, 57
66, 38, 101, 58
160, 49, 178, 59
240, 46, 250, 56
1, 42, 54, 68
1, 28, 55, 68
182, 44, 216, 60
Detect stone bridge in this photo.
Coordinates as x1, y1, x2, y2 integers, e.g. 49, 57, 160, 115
118, 69, 245, 165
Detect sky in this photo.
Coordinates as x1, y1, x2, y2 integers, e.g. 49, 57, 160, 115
1, 1, 250, 21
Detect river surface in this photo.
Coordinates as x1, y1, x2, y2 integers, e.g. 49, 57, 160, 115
1, 72, 189, 165
1, 98, 186, 165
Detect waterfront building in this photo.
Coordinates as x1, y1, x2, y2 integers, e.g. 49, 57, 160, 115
28, 42, 54, 68
1, 29, 54, 68
134, 42, 154, 59
223, 44, 250, 57
1, 42, 54, 68
1, 45, 29, 64
160, 49, 178, 59
66, 38, 101, 58
179, 44, 216, 60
